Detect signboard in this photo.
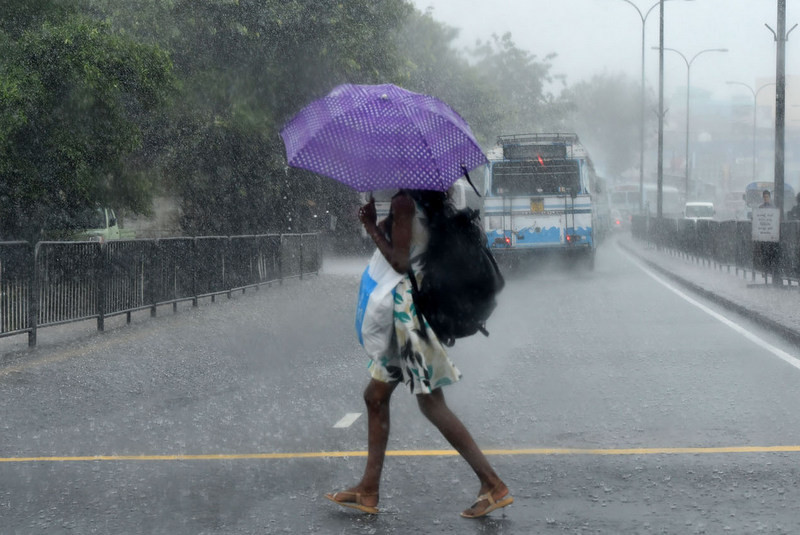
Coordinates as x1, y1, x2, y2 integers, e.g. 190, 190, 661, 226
752, 208, 780, 242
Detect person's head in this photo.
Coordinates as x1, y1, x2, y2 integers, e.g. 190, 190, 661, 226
763, 190, 771, 202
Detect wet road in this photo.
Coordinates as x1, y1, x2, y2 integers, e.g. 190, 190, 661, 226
3, 238, 800, 533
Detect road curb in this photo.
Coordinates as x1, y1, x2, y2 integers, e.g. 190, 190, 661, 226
619, 240, 800, 348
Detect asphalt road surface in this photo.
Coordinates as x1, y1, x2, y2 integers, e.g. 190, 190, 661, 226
3, 238, 800, 534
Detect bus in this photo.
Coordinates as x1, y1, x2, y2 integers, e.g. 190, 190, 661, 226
482, 133, 598, 267
610, 183, 683, 221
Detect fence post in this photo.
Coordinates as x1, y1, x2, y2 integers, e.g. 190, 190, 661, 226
226, 237, 232, 299
299, 234, 304, 280
96, 243, 106, 332
150, 240, 158, 317
279, 235, 284, 285
313, 233, 320, 275
28, 244, 39, 347
192, 238, 199, 307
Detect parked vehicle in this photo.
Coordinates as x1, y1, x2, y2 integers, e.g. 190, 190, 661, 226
683, 202, 715, 221
45, 207, 136, 242
482, 133, 598, 268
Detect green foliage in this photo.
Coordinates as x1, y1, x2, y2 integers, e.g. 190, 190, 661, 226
395, 10, 503, 147
1, 0, 577, 241
0, 9, 175, 240
151, 0, 413, 235
470, 33, 563, 136
560, 72, 655, 177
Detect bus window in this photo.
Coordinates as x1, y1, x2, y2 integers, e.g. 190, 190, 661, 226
491, 159, 580, 196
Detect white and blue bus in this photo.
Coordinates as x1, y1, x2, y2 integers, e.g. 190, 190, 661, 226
483, 133, 598, 267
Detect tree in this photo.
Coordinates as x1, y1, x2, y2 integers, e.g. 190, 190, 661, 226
153, 0, 413, 235
560, 72, 655, 178
470, 33, 563, 136
0, 9, 175, 240
394, 9, 503, 147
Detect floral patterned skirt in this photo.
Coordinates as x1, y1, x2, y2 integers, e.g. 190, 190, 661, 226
367, 274, 461, 395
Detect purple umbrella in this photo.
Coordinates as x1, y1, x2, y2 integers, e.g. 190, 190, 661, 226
280, 83, 487, 192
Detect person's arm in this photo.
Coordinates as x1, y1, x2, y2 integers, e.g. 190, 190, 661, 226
360, 193, 414, 274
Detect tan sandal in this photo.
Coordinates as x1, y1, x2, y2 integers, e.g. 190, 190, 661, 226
460, 486, 514, 518
324, 490, 379, 514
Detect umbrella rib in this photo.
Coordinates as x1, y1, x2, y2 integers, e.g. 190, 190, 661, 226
395, 102, 446, 191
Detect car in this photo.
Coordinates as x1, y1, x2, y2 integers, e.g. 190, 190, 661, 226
42, 207, 136, 242
683, 202, 715, 221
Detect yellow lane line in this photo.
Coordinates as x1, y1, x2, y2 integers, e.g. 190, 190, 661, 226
3, 446, 800, 463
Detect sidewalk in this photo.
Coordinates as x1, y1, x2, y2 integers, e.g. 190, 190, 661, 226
618, 234, 800, 346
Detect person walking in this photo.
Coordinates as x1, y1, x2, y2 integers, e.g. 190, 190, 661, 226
325, 189, 512, 519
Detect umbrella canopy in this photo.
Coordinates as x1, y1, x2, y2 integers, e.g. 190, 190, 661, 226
280, 83, 487, 192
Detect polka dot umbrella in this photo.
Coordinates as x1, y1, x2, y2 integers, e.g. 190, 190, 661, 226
280, 84, 487, 192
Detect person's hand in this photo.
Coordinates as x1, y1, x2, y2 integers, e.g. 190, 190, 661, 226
359, 197, 377, 227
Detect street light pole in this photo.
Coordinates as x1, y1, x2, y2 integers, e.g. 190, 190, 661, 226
726, 81, 776, 182
765, 0, 797, 220
657, 0, 664, 219
657, 47, 727, 199
617, 0, 693, 214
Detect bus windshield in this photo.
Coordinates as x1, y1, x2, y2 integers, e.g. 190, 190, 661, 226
491, 159, 580, 196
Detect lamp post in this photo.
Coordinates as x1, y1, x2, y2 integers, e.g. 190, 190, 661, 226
617, 0, 693, 213
726, 81, 776, 182
656, 46, 727, 198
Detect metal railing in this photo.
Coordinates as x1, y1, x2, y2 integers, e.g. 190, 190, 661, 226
0, 233, 320, 346
632, 216, 800, 283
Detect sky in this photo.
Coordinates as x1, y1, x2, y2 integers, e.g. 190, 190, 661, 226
410, 0, 798, 104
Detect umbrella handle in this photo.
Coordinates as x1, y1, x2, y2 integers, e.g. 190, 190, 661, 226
462, 166, 481, 197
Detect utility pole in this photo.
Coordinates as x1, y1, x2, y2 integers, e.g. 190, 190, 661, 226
617, 0, 693, 214
656, 0, 665, 219
765, 0, 796, 284
769, 0, 788, 218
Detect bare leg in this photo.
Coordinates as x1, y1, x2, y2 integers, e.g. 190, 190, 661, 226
417, 388, 511, 516
327, 379, 397, 509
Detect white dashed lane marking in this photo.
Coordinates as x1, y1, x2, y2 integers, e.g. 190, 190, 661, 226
333, 413, 362, 428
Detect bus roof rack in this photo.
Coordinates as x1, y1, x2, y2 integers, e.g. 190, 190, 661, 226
497, 133, 580, 146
